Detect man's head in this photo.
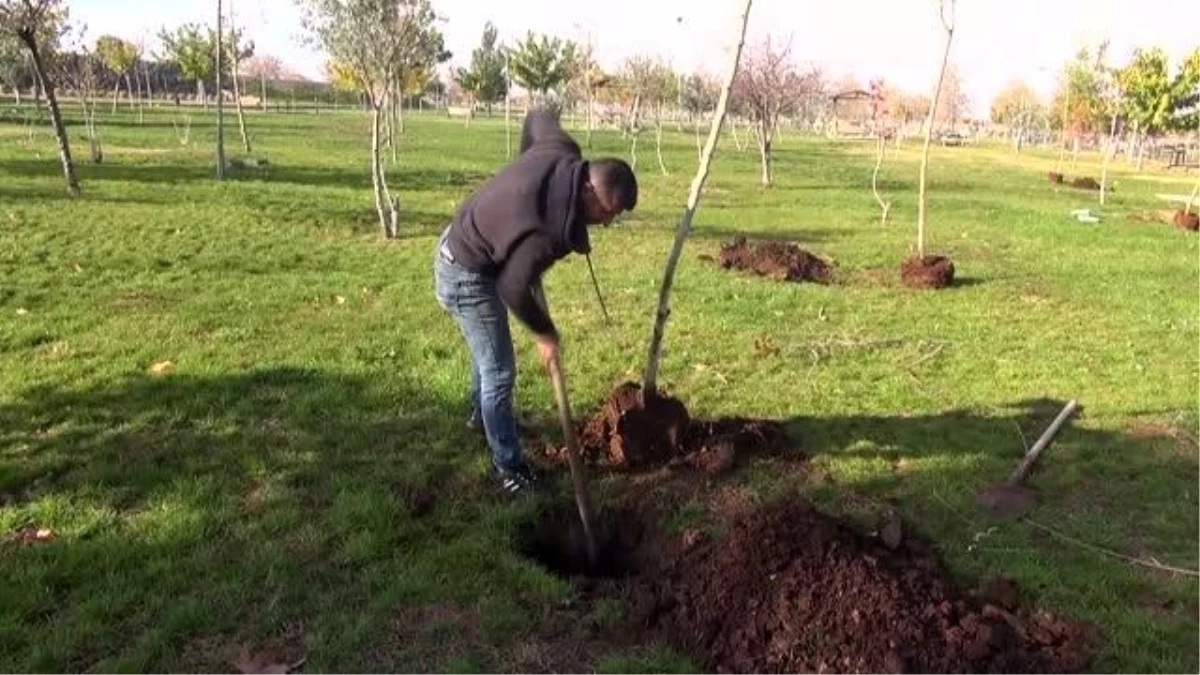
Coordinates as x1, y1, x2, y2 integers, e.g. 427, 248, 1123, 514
581, 158, 638, 226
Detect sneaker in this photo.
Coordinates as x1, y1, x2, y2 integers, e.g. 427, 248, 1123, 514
494, 467, 538, 496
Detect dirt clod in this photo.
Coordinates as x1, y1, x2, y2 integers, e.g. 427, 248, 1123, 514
718, 236, 832, 283
1173, 210, 1199, 231
638, 499, 1091, 673
900, 255, 955, 289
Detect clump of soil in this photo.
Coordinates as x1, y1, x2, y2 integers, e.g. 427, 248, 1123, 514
718, 236, 832, 283
1070, 177, 1101, 191
637, 499, 1092, 673
900, 255, 955, 289
1173, 210, 1199, 231
547, 382, 792, 473
1048, 171, 1065, 184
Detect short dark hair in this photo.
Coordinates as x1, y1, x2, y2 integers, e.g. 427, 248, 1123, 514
588, 158, 638, 212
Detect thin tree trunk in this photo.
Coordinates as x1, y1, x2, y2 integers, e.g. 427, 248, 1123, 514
14, 87, 20, 106
143, 64, 152, 108
629, 93, 641, 169
1070, 136, 1079, 171
730, 116, 744, 151
1100, 115, 1117, 206
215, 0, 226, 179
21, 32, 79, 196
371, 103, 388, 235
655, 108, 667, 175
643, 0, 752, 395
229, 0, 251, 153
260, 72, 267, 112
917, 0, 955, 260
1054, 85, 1069, 173
111, 78, 120, 115
694, 117, 701, 161
1136, 134, 1146, 170
872, 135, 890, 224
1126, 121, 1138, 163
585, 67, 592, 149
1183, 177, 1198, 215
757, 117, 772, 186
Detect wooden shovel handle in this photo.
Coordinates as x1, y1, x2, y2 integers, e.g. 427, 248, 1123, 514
1006, 400, 1079, 487
547, 355, 599, 565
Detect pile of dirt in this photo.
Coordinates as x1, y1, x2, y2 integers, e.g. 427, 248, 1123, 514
1070, 177, 1101, 191
636, 499, 1092, 673
718, 236, 832, 283
900, 255, 955, 289
544, 382, 791, 473
1048, 171, 1065, 184
1173, 210, 1199, 231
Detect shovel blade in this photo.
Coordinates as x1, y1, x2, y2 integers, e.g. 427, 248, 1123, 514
976, 484, 1038, 520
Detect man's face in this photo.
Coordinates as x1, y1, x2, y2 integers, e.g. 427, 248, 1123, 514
581, 181, 623, 226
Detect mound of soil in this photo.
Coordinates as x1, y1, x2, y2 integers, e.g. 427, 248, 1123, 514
900, 255, 955, 289
1048, 171, 1065, 184
718, 236, 832, 283
545, 382, 792, 473
638, 499, 1092, 673
1070, 177, 1100, 191
1173, 210, 1199, 231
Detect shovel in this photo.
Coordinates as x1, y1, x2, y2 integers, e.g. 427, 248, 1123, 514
976, 399, 1079, 520
547, 354, 599, 567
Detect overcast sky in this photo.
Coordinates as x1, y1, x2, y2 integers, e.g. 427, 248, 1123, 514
67, 0, 1199, 117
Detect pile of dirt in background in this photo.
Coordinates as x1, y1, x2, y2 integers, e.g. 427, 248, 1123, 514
900, 255, 955, 289
717, 236, 832, 283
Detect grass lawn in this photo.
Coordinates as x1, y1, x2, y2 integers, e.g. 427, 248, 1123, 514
1, 102, 1197, 672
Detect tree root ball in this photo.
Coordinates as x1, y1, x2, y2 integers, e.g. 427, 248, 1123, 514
579, 382, 690, 469
1173, 210, 1199, 231
1070, 177, 1100, 191
900, 255, 955, 289
1048, 171, 1065, 184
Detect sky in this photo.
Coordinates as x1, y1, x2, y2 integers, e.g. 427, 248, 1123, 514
67, 0, 1199, 118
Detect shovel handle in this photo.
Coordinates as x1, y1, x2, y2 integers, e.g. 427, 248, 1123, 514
1005, 400, 1079, 487
547, 355, 599, 566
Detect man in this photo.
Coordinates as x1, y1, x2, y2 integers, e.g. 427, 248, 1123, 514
433, 108, 638, 495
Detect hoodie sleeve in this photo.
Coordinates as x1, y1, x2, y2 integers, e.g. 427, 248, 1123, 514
520, 108, 580, 155
497, 232, 559, 339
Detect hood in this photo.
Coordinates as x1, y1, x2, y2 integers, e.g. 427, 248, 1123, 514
545, 157, 591, 256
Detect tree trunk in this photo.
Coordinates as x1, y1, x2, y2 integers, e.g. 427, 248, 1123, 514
629, 93, 641, 169
585, 70, 593, 149
260, 72, 268, 112
643, 0, 752, 395
694, 117, 701, 161
215, 0, 226, 179
1183, 176, 1199, 216
917, 0, 955, 261
370, 103, 399, 238
1054, 85, 1070, 173
757, 117, 772, 186
1136, 133, 1146, 171
1100, 115, 1117, 206
143, 65, 153, 108
20, 31, 79, 196
872, 135, 890, 224
655, 110, 667, 175
1070, 136, 1079, 171
111, 77, 120, 115
229, 0, 251, 153
14, 87, 20, 106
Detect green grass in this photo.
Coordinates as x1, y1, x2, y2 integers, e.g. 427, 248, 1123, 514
1, 101, 1197, 672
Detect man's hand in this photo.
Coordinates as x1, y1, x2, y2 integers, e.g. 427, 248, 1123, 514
535, 335, 560, 371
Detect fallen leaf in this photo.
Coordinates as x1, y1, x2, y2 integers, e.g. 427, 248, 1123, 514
332, 295, 346, 305
16, 308, 28, 316
149, 360, 176, 376
233, 647, 305, 674
12, 526, 56, 545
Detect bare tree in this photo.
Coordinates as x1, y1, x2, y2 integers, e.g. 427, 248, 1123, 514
916, 0, 955, 259
732, 35, 805, 186
0, 0, 78, 196
215, 0, 226, 179
869, 78, 890, 224
243, 53, 282, 112
228, 0, 252, 152
643, 0, 753, 395
67, 45, 103, 163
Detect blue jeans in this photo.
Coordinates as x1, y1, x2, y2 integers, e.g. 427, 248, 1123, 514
433, 228, 525, 474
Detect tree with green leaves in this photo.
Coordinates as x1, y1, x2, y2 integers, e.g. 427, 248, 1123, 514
298, 0, 447, 238
0, 0, 78, 195
1051, 43, 1109, 171
95, 34, 138, 113
0, 30, 28, 103
1169, 48, 1198, 132
1117, 48, 1173, 170
159, 23, 215, 108
452, 21, 505, 124
990, 80, 1047, 153
507, 32, 575, 105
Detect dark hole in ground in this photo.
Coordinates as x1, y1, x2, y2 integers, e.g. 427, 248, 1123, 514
514, 504, 646, 579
